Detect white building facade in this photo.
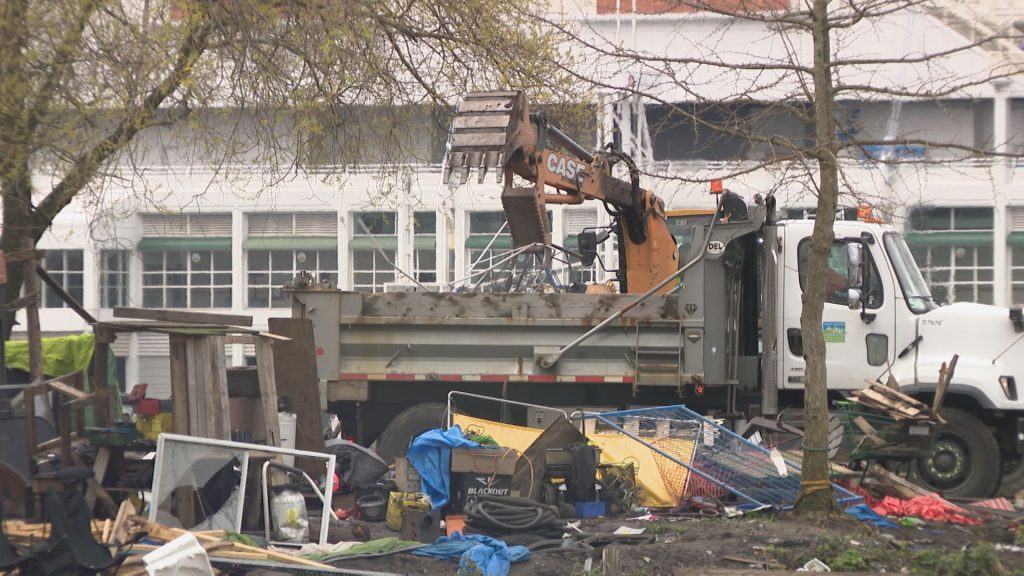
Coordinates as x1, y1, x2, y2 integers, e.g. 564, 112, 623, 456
15, 1, 1024, 398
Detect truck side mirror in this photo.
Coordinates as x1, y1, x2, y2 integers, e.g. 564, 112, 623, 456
847, 243, 864, 289
847, 288, 862, 310
578, 231, 599, 267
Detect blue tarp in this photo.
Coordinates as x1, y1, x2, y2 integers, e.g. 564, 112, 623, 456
410, 532, 530, 576
845, 503, 898, 528
406, 426, 479, 509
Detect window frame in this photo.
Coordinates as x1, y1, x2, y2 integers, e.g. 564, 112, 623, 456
40, 249, 85, 309
99, 249, 132, 308
796, 238, 884, 309
246, 248, 338, 308
142, 249, 233, 309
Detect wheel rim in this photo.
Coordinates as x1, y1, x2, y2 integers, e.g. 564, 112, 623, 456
917, 434, 971, 490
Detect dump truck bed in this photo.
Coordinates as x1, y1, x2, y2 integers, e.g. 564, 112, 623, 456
293, 289, 686, 387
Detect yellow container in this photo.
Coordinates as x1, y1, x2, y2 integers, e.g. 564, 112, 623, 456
136, 413, 174, 441
385, 491, 429, 531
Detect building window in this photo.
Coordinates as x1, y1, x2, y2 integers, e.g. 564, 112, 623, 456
100, 250, 131, 308
40, 250, 84, 308
414, 211, 437, 284
466, 211, 514, 288
906, 207, 994, 305
142, 250, 232, 308
351, 212, 397, 292
247, 249, 338, 308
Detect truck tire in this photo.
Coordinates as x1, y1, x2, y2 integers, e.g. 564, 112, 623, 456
375, 403, 448, 464
911, 407, 1001, 498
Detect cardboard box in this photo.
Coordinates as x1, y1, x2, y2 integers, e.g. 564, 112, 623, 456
394, 457, 422, 493
450, 447, 518, 476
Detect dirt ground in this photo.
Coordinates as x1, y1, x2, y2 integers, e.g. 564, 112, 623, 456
328, 512, 1024, 575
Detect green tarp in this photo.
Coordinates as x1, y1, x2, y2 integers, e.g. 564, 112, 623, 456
5, 333, 121, 425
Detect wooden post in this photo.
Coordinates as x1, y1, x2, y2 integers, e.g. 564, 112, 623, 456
208, 335, 231, 439
169, 334, 189, 435
24, 379, 37, 475
254, 336, 281, 447
93, 327, 113, 426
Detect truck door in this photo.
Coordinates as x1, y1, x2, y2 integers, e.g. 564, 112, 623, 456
780, 230, 895, 390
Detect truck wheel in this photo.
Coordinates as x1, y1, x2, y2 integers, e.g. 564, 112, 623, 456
375, 403, 448, 463
911, 408, 1001, 498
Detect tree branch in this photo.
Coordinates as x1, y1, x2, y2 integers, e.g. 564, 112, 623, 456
32, 10, 214, 228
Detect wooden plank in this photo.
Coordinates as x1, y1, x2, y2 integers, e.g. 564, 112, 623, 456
34, 432, 80, 454
113, 307, 253, 327
86, 446, 112, 511
48, 379, 89, 400
254, 336, 282, 448
25, 380, 37, 472
209, 335, 231, 440
93, 330, 113, 426
5, 292, 38, 312
169, 334, 190, 435
223, 335, 256, 345
933, 355, 958, 417
268, 318, 325, 475
852, 416, 884, 446
35, 265, 96, 324
109, 500, 136, 545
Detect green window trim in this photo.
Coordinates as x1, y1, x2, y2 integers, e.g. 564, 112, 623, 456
349, 236, 399, 250
1009, 232, 1024, 246
137, 237, 232, 251
414, 237, 436, 250
903, 231, 993, 247
465, 236, 514, 250
242, 237, 337, 250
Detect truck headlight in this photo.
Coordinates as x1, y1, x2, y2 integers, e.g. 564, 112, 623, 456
1000, 376, 1018, 401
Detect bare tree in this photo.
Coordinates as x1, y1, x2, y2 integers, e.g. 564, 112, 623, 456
544, 0, 1022, 512
0, 0, 572, 335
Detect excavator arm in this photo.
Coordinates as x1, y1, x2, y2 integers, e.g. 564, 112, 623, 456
442, 91, 679, 293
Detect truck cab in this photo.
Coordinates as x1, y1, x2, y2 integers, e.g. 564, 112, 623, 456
768, 218, 1024, 497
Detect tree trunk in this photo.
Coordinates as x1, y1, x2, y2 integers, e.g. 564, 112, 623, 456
1, 163, 42, 341
794, 0, 840, 516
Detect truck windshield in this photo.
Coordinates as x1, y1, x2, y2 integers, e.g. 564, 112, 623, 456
883, 232, 937, 314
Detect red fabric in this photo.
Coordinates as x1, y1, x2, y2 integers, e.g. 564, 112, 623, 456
872, 494, 982, 525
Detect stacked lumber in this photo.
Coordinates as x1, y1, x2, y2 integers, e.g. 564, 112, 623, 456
851, 381, 946, 425
118, 517, 333, 574
2, 516, 333, 575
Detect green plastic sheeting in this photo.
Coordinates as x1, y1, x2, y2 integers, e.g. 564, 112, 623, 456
5, 333, 122, 426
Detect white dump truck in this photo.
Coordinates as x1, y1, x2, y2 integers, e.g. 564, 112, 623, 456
291, 91, 1024, 498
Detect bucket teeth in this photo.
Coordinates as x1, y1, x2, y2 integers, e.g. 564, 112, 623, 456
442, 91, 522, 187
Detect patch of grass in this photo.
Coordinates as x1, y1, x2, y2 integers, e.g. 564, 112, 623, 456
909, 543, 1001, 576
831, 549, 867, 572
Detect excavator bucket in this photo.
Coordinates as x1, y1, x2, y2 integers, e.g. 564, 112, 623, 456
443, 91, 527, 186
501, 187, 550, 249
